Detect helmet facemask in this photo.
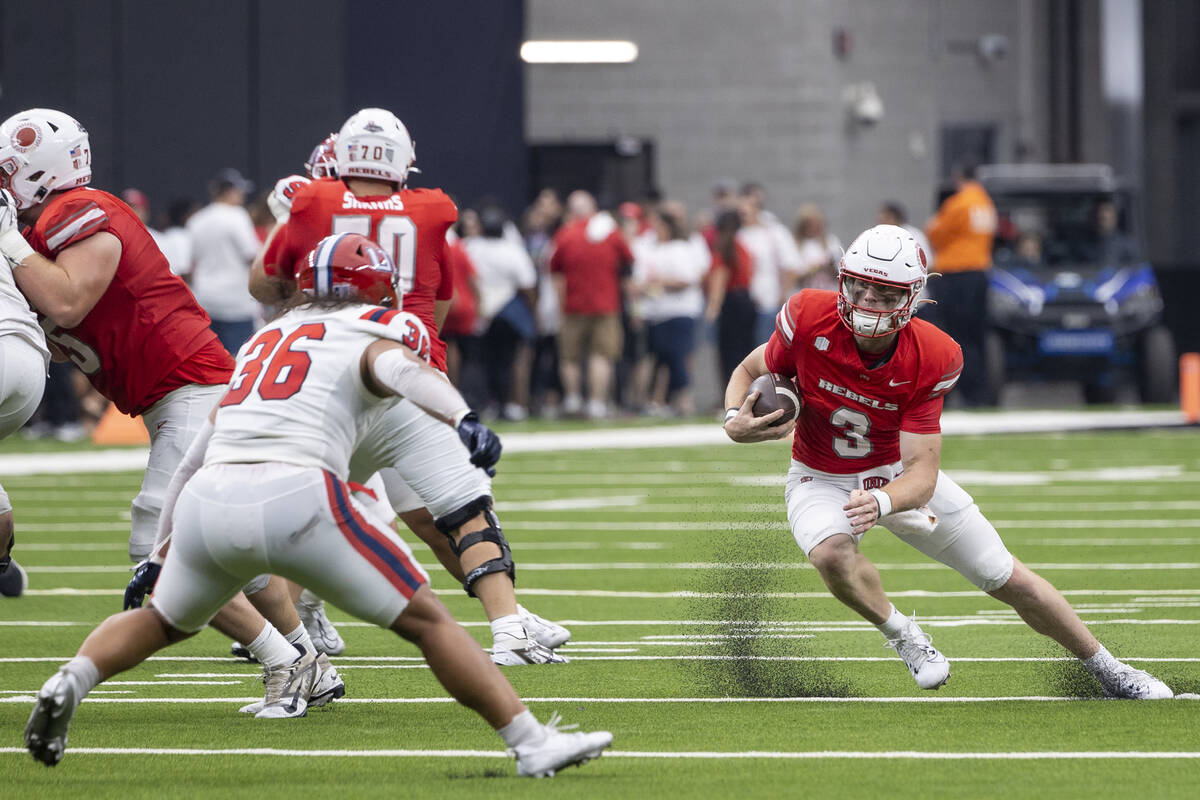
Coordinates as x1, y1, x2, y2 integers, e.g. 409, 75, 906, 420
837, 272, 923, 338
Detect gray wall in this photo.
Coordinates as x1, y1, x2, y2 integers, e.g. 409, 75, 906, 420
527, 0, 1053, 241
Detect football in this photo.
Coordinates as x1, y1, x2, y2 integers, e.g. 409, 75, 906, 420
747, 373, 801, 423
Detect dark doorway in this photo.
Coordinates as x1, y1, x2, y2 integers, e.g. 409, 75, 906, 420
529, 139, 657, 209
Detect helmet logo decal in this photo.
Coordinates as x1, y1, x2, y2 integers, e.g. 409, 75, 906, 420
12, 124, 41, 152
363, 121, 384, 133
917, 245, 928, 270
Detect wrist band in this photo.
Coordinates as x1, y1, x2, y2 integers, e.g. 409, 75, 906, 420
869, 488, 893, 517
723, 408, 739, 425
0, 228, 35, 265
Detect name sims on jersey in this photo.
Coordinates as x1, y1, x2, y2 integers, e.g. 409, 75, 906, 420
341, 192, 406, 211
816, 377, 899, 411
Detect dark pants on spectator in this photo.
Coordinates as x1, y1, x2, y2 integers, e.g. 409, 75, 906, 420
718, 289, 759, 387
483, 316, 526, 411
647, 317, 696, 395
932, 269, 990, 406
210, 319, 255, 357
40, 361, 80, 427
531, 334, 561, 409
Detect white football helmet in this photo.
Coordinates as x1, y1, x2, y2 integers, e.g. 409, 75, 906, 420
0, 109, 91, 210
837, 224, 929, 337
336, 108, 416, 186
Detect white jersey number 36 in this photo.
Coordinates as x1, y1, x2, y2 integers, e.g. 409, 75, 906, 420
331, 215, 417, 294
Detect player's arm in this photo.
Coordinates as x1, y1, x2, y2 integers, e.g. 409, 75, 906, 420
249, 222, 296, 304
8, 232, 121, 329
844, 431, 942, 535
361, 339, 501, 472
434, 299, 451, 333
722, 343, 793, 443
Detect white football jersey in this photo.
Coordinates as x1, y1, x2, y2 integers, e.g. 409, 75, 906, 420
205, 303, 431, 478
0, 259, 49, 364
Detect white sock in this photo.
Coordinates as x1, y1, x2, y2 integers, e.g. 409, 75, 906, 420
1082, 645, 1122, 676
284, 623, 315, 655
498, 710, 545, 748
245, 622, 299, 669
876, 605, 908, 638
490, 614, 526, 644
62, 655, 101, 700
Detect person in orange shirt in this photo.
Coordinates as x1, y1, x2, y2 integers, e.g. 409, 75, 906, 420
925, 162, 997, 406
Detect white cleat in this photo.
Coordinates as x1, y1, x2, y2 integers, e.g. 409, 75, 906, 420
884, 617, 950, 690
1099, 664, 1174, 700
518, 604, 571, 650
491, 635, 569, 666
512, 713, 612, 777
24, 668, 79, 766
238, 647, 320, 719
296, 590, 346, 656
240, 650, 341, 715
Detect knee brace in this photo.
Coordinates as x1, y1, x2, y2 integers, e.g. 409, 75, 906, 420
440, 501, 515, 597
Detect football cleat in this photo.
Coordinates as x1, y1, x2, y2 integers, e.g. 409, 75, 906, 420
240, 650, 339, 715
512, 713, 612, 778
518, 604, 571, 650
884, 616, 950, 690
296, 590, 346, 656
240, 647, 319, 719
24, 668, 80, 766
491, 635, 569, 666
1, 558, 28, 597
1098, 664, 1173, 700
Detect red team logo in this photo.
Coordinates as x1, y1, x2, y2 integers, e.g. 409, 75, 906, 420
11, 124, 41, 151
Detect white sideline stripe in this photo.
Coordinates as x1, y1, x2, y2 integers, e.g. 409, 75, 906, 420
19, 561, 1200, 574
0, 696, 1197, 707
21, 587, 1200, 600
0, 410, 1183, 477
0, 745, 1196, 760
0, 745, 1198, 760
496, 495, 646, 511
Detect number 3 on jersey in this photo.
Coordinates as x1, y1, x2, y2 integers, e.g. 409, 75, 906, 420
221, 323, 326, 407
331, 215, 417, 294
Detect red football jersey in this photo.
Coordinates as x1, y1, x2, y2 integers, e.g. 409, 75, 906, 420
263, 179, 458, 370
765, 290, 962, 473
548, 217, 633, 314
26, 188, 234, 416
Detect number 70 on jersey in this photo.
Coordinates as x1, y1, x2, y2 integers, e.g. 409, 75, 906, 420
331, 214, 418, 295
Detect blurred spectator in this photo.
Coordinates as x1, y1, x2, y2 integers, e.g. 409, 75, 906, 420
523, 188, 563, 267
440, 230, 480, 392
549, 190, 634, 419
155, 198, 197, 278
630, 203, 708, 416
704, 209, 758, 396
794, 203, 842, 292
186, 168, 262, 354
698, 178, 740, 247
121, 188, 161, 236
463, 203, 539, 421
738, 183, 802, 343
1012, 231, 1045, 270
1091, 199, 1138, 266
878, 201, 931, 265
926, 162, 997, 406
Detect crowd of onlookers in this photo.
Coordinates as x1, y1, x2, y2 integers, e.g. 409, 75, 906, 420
22, 170, 966, 439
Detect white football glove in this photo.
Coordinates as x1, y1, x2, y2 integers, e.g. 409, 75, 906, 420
0, 190, 35, 266
267, 175, 310, 223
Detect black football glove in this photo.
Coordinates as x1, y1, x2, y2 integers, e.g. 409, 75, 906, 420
123, 561, 162, 610
0, 531, 13, 574
456, 412, 502, 476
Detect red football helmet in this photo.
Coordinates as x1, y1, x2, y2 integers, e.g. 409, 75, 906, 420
297, 233, 399, 307
304, 133, 338, 179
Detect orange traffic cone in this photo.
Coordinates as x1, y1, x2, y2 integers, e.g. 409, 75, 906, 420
1182, 353, 1200, 424
91, 402, 150, 445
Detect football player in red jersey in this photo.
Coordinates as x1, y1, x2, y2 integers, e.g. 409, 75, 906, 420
0, 108, 348, 709
722, 224, 1171, 699
0, 109, 234, 564
249, 110, 569, 664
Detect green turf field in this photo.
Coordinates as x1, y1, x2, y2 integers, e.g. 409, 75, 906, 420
2, 428, 1199, 798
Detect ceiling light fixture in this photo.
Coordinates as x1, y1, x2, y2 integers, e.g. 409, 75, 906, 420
520, 40, 638, 64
